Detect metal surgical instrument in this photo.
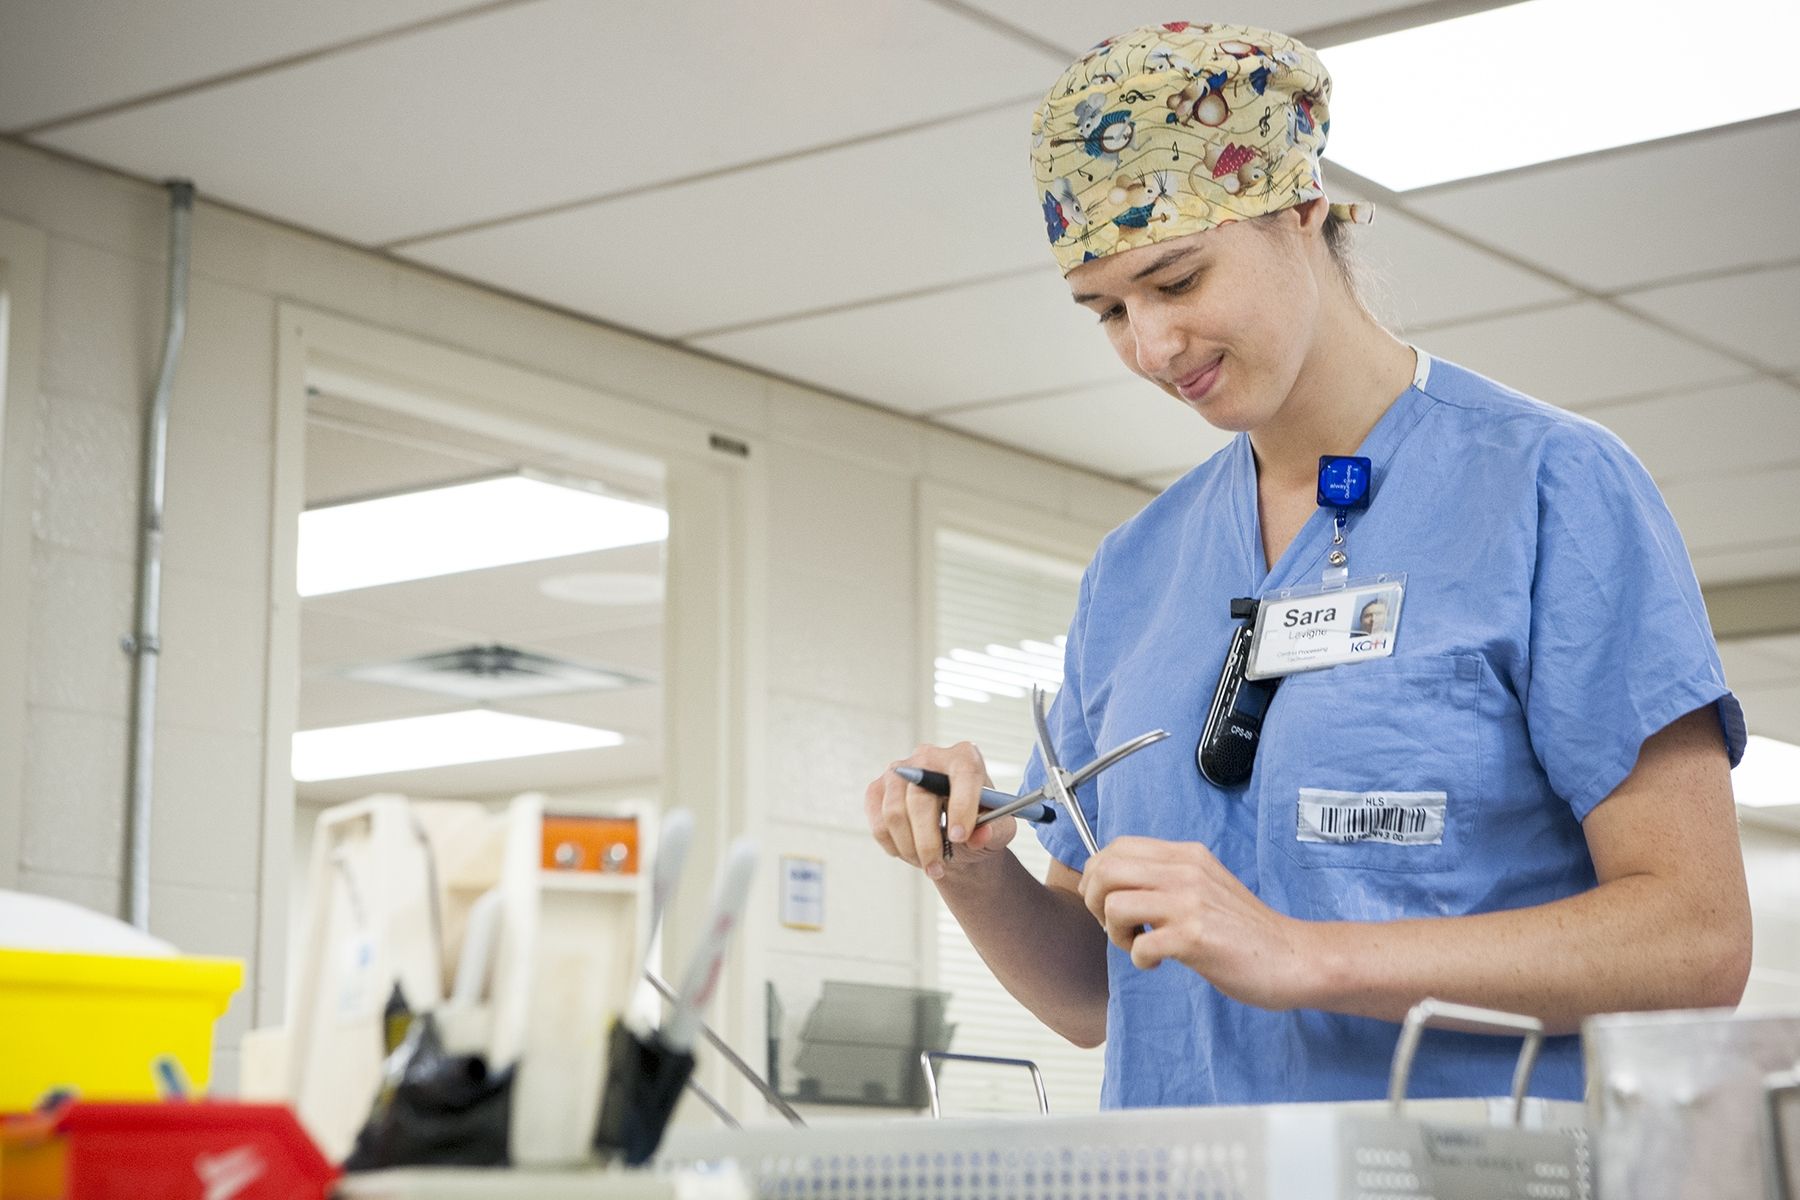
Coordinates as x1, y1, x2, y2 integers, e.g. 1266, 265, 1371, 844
971, 684, 1169, 857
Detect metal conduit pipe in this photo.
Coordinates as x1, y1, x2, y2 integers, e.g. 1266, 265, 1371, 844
124, 180, 195, 930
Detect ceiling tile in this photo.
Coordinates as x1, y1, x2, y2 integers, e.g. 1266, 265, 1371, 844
0, 0, 480, 131
1735, 682, 1800, 744
1662, 466, 1800, 555
304, 543, 665, 646
1718, 636, 1800, 690
1619, 264, 1800, 374
522, 625, 663, 680
936, 380, 1236, 478
1416, 301, 1746, 410
500, 688, 661, 737
1354, 205, 1573, 332
1690, 539, 1800, 587
690, 267, 1130, 413
1766, 635, 1800, 671
1139, 468, 1190, 491
1589, 378, 1800, 485
403, 104, 1047, 337
305, 420, 506, 507
298, 674, 463, 729
35, 0, 1066, 245
294, 740, 661, 806
1406, 116, 1800, 293
953, 0, 1427, 55
295, 677, 662, 740
300, 606, 481, 670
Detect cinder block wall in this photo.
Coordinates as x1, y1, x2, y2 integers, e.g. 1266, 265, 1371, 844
0, 139, 1152, 1090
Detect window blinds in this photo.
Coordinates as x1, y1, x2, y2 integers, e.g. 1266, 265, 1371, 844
931, 529, 1104, 1115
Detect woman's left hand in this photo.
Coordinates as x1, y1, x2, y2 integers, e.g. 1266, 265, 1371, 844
1077, 836, 1316, 1011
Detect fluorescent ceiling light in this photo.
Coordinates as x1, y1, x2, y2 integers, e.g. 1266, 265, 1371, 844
538, 570, 665, 606
292, 709, 623, 782
1321, 0, 1800, 191
1733, 734, 1800, 809
298, 475, 667, 597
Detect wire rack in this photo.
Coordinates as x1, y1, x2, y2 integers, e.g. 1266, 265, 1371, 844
659, 1098, 1590, 1200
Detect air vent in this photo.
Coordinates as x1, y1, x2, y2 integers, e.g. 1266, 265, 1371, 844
344, 644, 649, 701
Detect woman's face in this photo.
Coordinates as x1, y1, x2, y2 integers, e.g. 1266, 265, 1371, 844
1065, 208, 1323, 433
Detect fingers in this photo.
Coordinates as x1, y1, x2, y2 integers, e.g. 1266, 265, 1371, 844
1106, 835, 1214, 865
867, 743, 997, 879
1078, 847, 1183, 925
1129, 926, 1174, 971
1098, 889, 1164, 953
943, 741, 987, 851
864, 774, 899, 859
882, 763, 922, 867
907, 771, 947, 879
965, 814, 1014, 853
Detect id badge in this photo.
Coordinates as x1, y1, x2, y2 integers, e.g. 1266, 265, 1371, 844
1246, 573, 1406, 680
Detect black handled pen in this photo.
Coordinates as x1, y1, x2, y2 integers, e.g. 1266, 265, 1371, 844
892, 767, 1055, 825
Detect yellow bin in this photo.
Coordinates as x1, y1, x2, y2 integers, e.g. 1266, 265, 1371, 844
0, 949, 242, 1110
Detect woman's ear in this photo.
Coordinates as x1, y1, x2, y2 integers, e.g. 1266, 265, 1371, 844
1292, 196, 1330, 234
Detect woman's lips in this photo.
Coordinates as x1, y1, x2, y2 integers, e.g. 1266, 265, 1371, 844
1176, 356, 1223, 402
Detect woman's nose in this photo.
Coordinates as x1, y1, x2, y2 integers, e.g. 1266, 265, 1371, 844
1130, 302, 1186, 380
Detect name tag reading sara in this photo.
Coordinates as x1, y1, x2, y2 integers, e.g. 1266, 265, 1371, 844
1246, 576, 1406, 680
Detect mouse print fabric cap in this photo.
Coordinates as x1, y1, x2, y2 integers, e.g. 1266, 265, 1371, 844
1031, 21, 1372, 274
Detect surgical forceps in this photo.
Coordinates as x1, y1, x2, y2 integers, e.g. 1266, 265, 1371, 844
966, 684, 1169, 859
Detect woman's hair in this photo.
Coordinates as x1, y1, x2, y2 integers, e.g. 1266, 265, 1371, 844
1322, 208, 1353, 277
1257, 205, 1390, 329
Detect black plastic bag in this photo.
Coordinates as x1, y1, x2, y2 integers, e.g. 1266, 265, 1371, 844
593, 1020, 695, 1166
343, 1010, 514, 1171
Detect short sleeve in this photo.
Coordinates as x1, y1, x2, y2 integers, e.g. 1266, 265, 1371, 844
1026, 569, 1103, 873
1527, 423, 1746, 820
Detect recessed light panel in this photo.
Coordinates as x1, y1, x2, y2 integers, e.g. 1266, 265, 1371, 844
1321, 0, 1800, 191
298, 475, 667, 597
292, 709, 624, 782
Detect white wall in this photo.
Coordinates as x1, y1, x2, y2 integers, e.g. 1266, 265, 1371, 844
1740, 820, 1800, 1012
0, 138, 1151, 1094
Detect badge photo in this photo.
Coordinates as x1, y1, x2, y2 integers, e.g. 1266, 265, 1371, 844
1246, 574, 1406, 680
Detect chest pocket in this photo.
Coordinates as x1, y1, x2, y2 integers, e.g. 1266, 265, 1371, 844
1256, 655, 1483, 914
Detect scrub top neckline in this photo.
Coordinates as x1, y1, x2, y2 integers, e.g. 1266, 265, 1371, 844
1236, 346, 1435, 592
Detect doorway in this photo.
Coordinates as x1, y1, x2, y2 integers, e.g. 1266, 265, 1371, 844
263, 306, 756, 1111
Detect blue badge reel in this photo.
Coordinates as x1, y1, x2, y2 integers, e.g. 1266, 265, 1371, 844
1317, 455, 1371, 509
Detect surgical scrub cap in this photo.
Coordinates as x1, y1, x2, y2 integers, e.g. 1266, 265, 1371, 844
1031, 22, 1371, 274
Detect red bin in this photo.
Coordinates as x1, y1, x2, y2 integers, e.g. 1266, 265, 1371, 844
1, 1102, 338, 1200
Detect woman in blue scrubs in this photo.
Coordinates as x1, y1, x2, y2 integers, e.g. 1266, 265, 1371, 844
864, 22, 1751, 1107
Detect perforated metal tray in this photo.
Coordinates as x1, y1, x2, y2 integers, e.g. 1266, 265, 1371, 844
658, 1097, 1589, 1200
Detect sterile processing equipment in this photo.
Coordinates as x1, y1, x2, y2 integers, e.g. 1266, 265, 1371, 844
659, 1000, 1593, 1200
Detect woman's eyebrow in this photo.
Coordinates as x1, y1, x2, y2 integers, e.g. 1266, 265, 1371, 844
1131, 246, 1201, 281
1070, 247, 1202, 304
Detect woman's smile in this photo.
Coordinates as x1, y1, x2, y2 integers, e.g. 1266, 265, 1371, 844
1175, 355, 1224, 403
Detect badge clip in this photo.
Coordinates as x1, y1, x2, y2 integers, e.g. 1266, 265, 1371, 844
1317, 456, 1371, 589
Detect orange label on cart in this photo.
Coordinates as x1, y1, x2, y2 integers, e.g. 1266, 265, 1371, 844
540, 815, 639, 874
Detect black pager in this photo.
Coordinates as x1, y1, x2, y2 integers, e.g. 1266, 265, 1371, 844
1196, 598, 1279, 788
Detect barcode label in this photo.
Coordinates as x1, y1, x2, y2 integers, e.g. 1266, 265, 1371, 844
1297, 788, 1446, 846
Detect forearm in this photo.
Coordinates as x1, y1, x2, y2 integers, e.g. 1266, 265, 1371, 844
937, 851, 1110, 1046
1302, 872, 1752, 1035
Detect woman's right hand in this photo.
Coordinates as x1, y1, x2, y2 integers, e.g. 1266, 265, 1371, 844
864, 741, 1017, 881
